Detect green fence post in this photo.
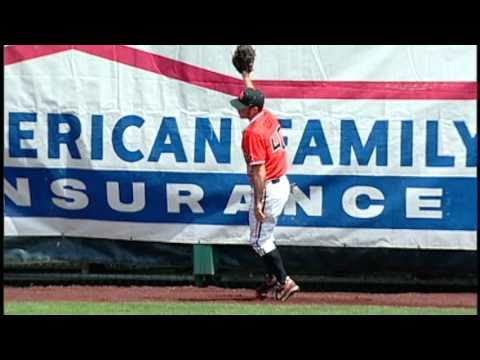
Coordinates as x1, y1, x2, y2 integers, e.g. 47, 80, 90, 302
193, 244, 215, 287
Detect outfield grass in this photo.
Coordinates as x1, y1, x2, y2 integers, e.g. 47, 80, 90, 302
4, 301, 477, 315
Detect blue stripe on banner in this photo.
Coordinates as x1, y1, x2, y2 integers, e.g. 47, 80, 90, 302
4, 167, 477, 231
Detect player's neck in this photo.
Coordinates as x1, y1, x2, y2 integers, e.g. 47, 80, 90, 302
249, 110, 264, 122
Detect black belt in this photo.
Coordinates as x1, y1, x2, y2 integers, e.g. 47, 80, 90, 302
270, 178, 280, 184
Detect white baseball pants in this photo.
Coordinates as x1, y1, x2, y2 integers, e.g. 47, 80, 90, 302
249, 175, 290, 256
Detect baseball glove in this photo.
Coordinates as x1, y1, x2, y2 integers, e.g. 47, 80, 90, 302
232, 45, 256, 74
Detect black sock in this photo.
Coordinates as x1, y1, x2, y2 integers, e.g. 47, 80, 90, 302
262, 249, 288, 284
261, 255, 276, 279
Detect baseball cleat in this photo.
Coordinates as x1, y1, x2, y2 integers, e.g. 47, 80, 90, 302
274, 277, 300, 302
255, 274, 278, 299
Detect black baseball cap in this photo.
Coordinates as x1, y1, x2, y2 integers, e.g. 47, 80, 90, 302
230, 87, 265, 110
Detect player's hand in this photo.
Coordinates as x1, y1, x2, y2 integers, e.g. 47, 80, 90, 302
255, 203, 266, 223
242, 70, 253, 78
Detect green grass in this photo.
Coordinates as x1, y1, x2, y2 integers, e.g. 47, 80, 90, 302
4, 301, 477, 315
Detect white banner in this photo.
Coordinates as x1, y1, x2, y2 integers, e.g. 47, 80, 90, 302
4, 45, 477, 249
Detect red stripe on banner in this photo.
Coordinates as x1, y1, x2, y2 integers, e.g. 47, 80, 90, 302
72, 45, 246, 96
4, 45, 478, 100
4, 45, 73, 65
253, 80, 478, 100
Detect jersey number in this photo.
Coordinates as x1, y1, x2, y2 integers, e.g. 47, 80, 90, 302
271, 127, 286, 152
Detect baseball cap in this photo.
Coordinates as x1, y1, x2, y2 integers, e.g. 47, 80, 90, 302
230, 87, 265, 110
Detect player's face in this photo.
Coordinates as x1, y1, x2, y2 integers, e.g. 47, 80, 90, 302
238, 106, 251, 119
238, 106, 259, 120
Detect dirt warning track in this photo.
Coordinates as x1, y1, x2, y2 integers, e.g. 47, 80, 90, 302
4, 286, 477, 309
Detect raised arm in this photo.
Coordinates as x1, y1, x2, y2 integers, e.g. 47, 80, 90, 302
242, 71, 255, 89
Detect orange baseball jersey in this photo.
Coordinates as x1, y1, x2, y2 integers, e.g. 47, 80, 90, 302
242, 109, 288, 181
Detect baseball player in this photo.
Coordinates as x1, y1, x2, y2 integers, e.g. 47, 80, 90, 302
230, 46, 300, 301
